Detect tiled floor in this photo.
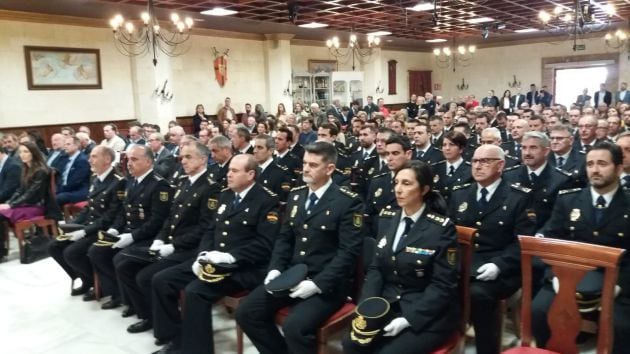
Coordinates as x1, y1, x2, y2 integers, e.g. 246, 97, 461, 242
1, 237, 596, 354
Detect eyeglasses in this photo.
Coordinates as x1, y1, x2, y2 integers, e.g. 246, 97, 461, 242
549, 136, 570, 140
471, 158, 502, 166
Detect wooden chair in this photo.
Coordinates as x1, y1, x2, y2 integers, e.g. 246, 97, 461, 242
219, 290, 250, 354
502, 236, 625, 354
431, 225, 477, 354
62, 201, 89, 222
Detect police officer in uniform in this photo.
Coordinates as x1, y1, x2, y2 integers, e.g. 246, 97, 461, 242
411, 123, 444, 165
253, 134, 292, 202
532, 142, 630, 353
49, 146, 125, 299
448, 144, 535, 354
547, 124, 587, 187
235, 142, 364, 354
151, 154, 280, 354
208, 135, 234, 188
274, 127, 302, 180
361, 128, 394, 197
116, 141, 221, 334
343, 161, 459, 354
431, 131, 472, 202
87, 145, 173, 310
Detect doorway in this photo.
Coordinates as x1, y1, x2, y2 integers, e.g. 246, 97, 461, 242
554, 66, 608, 108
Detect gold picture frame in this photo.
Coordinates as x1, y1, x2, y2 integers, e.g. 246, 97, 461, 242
24, 46, 102, 90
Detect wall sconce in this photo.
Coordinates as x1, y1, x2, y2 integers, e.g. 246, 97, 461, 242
456, 78, 469, 91
283, 80, 294, 96
375, 80, 384, 94
153, 79, 173, 103
508, 75, 521, 88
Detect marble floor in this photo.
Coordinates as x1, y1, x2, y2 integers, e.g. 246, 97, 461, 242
0, 236, 596, 354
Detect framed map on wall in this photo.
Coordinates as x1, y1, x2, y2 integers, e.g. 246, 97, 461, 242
24, 46, 102, 90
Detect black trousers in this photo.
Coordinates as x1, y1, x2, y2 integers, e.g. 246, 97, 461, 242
180, 277, 248, 354
48, 236, 96, 286
235, 284, 347, 354
470, 275, 520, 354
532, 284, 630, 354
87, 244, 124, 299
116, 252, 182, 320
152, 259, 197, 342
341, 327, 449, 354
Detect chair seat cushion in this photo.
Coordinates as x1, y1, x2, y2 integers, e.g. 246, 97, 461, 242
431, 331, 461, 353
276, 301, 356, 326
74, 201, 89, 209
503, 347, 560, 354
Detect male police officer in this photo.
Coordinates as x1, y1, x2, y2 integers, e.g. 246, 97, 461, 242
235, 142, 364, 354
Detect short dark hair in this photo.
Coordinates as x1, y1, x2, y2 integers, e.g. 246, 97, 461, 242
395, 160, 447, 215
453, 122, 471, 135
385, 134, 411, 151
277, 127, 293, 143
304, 141, 337, 165
318, 122, 339, 136
443, 131, 467, 149
236, 126, 251, 141
589, 141, 622, 166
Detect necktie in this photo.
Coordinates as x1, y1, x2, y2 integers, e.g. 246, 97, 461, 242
363, 151, 369, 159
448, 165, 455, 176
514, 143, 521, 157
395, 217, 414, 252
478, 187, 489, 208
131, 178, 138, 189
380, 160, 386, 172
307, 193, 318, 213
62, 158, 73, 185
594, 195, 606, 224
417, 150, 424, 159
529, 172, 538, 185
233, 193, 241, 207
623, 175, 630, 188
557, 156, 564, 168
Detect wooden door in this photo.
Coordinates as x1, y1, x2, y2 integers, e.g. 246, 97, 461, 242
408, 70, 432, 97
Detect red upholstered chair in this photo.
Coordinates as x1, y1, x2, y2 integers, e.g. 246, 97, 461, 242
502, 236, 625, 354
431, 225, 477, 354
62, 201, 89, 222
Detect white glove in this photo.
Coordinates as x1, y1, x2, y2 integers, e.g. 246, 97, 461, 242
112, 233, 133, 248
106, 228, 119, 236
192, 261, 202, 276
158, 244, 175, 257
69, 230, 86, 241
264, 269, 281, 285
289, 280, 322, 299
534, 233, 545, 238
476, 263, 500, 281
552, 277, 621, 298
383, 317, 411, 337
150, 239, 164, 251
207, 251, 236, 264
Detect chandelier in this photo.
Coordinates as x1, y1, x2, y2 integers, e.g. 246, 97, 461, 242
538, 0, 616, 50
604, 29, 628, 51
325, 32, 382, 71
109, 0, 193, 66
433, 43, 476, 72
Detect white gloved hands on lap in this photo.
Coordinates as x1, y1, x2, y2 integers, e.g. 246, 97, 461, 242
112, 233, 133, 248
383, 317, 410, 337
158, 244, 174, 257
476, 263, 500, 281
289, 280, 321, 299
69, 230, 86, 242
106, 228, 119, 236
149, 240, 164, 251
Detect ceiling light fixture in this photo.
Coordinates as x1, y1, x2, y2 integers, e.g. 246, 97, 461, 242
326, 31, 381, 71
426, 39, 448, 43
433, 38, 476, 72
367, 31, 392, 36
406, 2, 435, 12
514, 28, 539, 33
298, 22, 328, 28
465, 17, 494, 24
109, 0, 193, 66
200, 7, 238, 16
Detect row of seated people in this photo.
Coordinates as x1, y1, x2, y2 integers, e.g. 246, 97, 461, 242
37, 128, 629, 354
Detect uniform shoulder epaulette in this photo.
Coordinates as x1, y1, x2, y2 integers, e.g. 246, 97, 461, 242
431, 146, 443, 152
464, 160, 471, 165
337, 151, 348, 158
114, 173, 124, 180
426, 212, 451, 227
153, 174, 164, 181
275, 163, 288, 171
373, 171, 390, 179
178, 174, 188, 179
290, 185, 308, 192
559, 187, 582, 195
261, 185, 277, 197
510, 183, 531, 193
503, 165, 521, 173
578, 150, 586, 155
554, 167, 572, 177
431, 160, 446, 166
452, 183, 472, 191
364, 155, 377, 161
339, 187, 359, 198
206, 176, 217, 185
379, 208, 397, 217
221, 187, 230, 192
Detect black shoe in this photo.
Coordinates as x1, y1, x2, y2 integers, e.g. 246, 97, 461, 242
152, 342, 180, 354
121, 307, 136, 318
154, 338, 169, 346
82, 289, 96, 302
101, 298, 122, 310
127, 319, 152, 333
71, 285, 90, 296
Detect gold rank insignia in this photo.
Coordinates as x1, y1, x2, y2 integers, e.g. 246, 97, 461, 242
458, 202, 467, 213
281, 182, 291, 191
160, 192, 169, 202
291, 205, 298, 218
526, 209, 537, 220
353, 316, 367, 330
266, 211, 279, 224
117, 191, 126, 200
375, 188, 382, 198
447, 248, 457, 266
208, 199, 218, 210
570, 208, 581, 221
353, 213, 363, 227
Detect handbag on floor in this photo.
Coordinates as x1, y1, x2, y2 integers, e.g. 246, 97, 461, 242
21, 232, 51, 264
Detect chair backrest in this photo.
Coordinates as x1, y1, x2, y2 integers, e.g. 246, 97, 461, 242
517, 235, 625, 354
350, 237, 376, 302
455, 225, 476, 334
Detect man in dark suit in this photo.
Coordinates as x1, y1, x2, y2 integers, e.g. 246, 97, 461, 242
411, 123, 444, 165
548, 124, 587, 187
429, 116, 445, 148
537, 86, 553, 108
448, 144, 535, 354
533, 142, 630, 354
0, 147, 21, 203
87, 145, 173, 310
594, 83, 613, 107
287, 125, 305, 160
117, 141, 221, 335
126, 126, 146, 149
47, 133, 68, 173
253, 134, 292, 202
208, 135, 234, 188
148, 132, 177, 180
326, 99, 343, 121
274, 127, 302, 180
49, 146, 125, 298
56, 136, 91, 206
616, 82, 630, 105
235, 142, 364, 354
151, 154, 280, 354
76, 132, 96, 156
576, 88, 592, 108
511, 88, 527, 110
231, 126, 254, 155
526, 84, 539, 106
363, 95, 380, 118
166, 126, 185, 157
573, 115, 602, 153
